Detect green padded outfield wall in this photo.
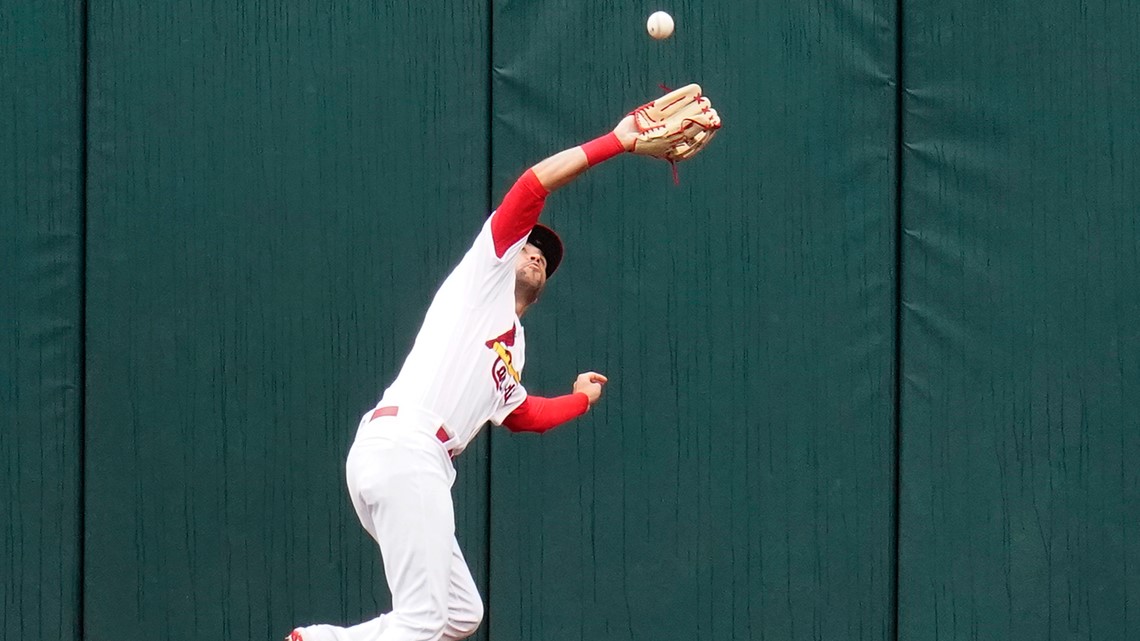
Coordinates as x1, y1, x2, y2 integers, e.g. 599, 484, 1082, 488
487, 1, 898, 640
898, 0, 1140, 639
0, 2, 84, 641
84, 1, 491, 639
8, 1, 1138, 639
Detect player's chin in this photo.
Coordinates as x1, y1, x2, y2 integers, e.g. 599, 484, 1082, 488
517, 269, 543, 288
515, 273, 545, 303
533, 273, 548, 294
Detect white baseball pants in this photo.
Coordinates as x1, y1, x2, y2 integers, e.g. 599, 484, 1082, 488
305, 414, 483, 641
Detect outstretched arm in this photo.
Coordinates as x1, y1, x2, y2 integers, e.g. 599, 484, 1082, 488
489, 116, 639, 257
486, 84, 720, 257
531, 115, 639, 192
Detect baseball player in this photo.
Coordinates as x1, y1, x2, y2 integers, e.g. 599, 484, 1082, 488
288, 85, 720, 641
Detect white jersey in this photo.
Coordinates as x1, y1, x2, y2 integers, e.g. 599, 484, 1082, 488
376, 214, 529, 456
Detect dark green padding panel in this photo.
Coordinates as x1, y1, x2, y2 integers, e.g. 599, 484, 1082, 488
488, 1, 898, 639
898, 0, 1140, 638
0, 3, 83, 640
84, 1, 490, 639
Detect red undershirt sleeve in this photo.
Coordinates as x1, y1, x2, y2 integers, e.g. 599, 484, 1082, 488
490, 169, 549, 258
500, 393, 590, 433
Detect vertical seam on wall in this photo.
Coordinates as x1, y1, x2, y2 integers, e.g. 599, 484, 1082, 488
891, 0, 906, 639
484, 0, 495, 637
78, 0, 90, 639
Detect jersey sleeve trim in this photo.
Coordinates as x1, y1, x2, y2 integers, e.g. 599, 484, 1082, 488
490, 169, 549, 258
500, 392, 589, 433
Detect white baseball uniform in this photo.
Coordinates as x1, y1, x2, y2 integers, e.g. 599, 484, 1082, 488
293, 171, 554, 641
288, 128, 650, 641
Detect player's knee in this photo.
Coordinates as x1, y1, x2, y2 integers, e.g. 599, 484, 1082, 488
447, 598, 484, 638
406, 608, 449, 641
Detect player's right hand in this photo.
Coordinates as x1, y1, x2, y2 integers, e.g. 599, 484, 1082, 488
573, 371, 608, 407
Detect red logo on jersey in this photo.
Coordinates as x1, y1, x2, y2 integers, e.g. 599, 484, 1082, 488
486, 325, 520, 402
484, 326, 516, 349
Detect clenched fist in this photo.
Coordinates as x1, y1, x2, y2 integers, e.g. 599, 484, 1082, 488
572, 371, 608, 406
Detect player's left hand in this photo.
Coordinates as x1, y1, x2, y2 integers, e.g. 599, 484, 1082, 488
622, 84, 722, 162
573, 371, 608, 407
612, 115, 640, 151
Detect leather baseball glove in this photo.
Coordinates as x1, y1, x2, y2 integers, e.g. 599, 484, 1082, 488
629, 84, 722, 162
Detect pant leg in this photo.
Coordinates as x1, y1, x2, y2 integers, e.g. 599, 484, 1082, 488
342, 434, 456, 641
441, 538, 483, 641
334, 537, 484, 641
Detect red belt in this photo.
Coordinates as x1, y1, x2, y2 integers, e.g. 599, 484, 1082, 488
370, 406, 453, 455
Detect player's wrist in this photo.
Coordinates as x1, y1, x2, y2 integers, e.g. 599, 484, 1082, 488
581, 132, 627, 166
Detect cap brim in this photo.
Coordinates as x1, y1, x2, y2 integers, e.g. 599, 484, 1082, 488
526, 224, 563, 278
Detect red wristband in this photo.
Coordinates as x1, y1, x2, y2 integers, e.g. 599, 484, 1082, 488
581, 132, 627, 166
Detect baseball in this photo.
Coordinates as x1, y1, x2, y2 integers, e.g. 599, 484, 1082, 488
646, 11, 674, 40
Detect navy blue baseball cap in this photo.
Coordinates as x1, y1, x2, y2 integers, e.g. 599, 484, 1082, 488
527, 224, 563, 278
